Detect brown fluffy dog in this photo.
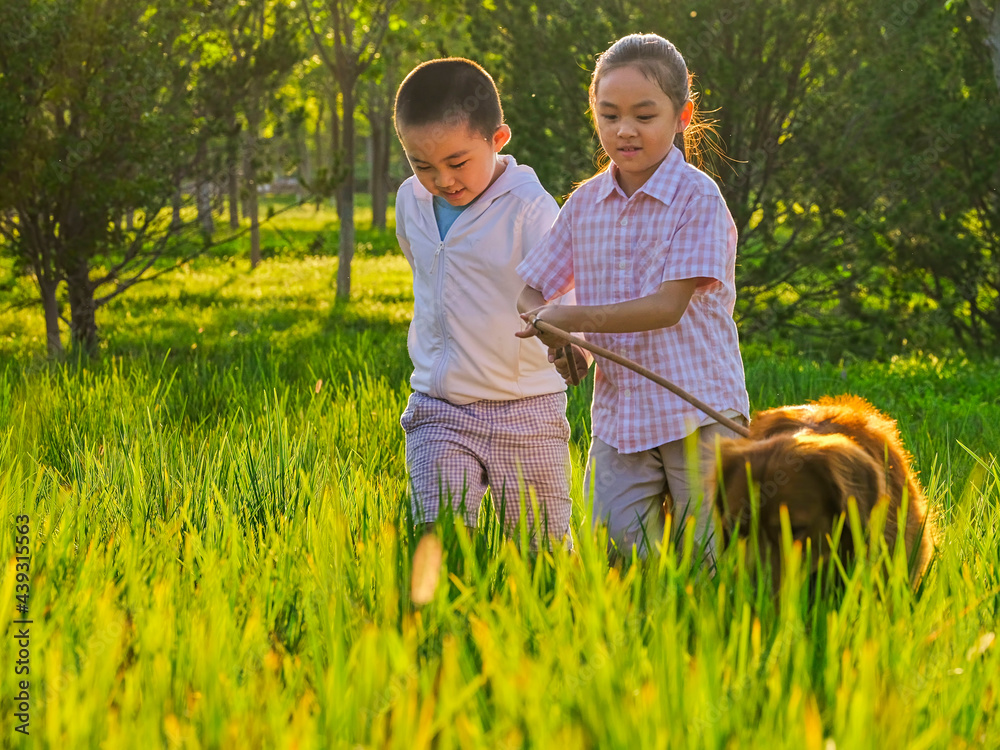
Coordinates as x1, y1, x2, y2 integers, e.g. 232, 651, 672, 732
714, 395, 936, 586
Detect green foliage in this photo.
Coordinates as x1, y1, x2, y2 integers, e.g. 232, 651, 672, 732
191, 195, 401, 264
0, 0, 207, 354
460, 0, 617, 198
841, 3, 1000, 354
0, 0, 309, 355
1, 249, 999, 747
4, 0, 999, 358
447, 0, 1000, 358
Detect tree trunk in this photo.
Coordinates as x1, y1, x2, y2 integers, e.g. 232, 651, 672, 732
987, 6, 1000, 96
227, 120, 241, 229
971, 2, 1000, 96
65, 257, 98, 354
245, 107, 262, 269
296, 118, 310, 200
370, 107, 390, 231
196, 137, 214, 236
171, 175, 183, 230
330, 92, 341, 171
368, 70, 392, 232
315, 97, 325, 182
38, 276, 63, 358
336, 85, 355, 300
199, 182, 214, 236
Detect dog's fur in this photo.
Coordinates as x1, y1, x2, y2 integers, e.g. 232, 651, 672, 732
714, 395, 936, 585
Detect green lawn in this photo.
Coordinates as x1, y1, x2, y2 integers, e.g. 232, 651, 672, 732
1, 224, 998, 748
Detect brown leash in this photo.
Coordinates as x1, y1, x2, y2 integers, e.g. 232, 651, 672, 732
536, 318, 751, 438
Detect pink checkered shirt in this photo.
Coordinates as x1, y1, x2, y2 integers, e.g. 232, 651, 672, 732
517, 146, 750, 453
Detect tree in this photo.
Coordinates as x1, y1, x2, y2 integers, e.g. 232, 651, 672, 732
461, 0, 617, 198
303, 0, 398, 300
0, 0, 201, 356
965, 1, 1000, 92
840, 1, 1000, 351
358, 0, 464, 231
199, 0, 303, 269
363, 59, 397, 231
463, 0, 997, 354
645, 1, 877, 347
695, 0, 1000, 353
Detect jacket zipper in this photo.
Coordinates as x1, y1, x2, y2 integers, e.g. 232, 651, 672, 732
431, 239, 449, 396
431, 240, 444, 274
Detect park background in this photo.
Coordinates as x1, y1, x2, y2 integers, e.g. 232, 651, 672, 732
1, 1, 1000, 748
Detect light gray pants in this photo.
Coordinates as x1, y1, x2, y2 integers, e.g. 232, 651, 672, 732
585, 422, 742, 558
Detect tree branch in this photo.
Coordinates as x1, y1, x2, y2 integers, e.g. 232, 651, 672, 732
302, 0, 339, 77
968, 0, 994, 29
356, 1, 398, 75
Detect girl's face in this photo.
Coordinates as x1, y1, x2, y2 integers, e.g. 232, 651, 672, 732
594, 65, 693, 197
398, 121, 511, 206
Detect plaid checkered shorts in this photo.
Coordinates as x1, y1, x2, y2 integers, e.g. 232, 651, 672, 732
400, 391, 572, 540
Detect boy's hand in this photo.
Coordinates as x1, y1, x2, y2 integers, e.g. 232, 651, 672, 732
550, 344, 589, 386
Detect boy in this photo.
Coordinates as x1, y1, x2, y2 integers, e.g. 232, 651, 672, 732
394, 58, 571, 546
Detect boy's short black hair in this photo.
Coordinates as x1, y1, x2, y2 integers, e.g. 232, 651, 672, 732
394, 58, 504, 140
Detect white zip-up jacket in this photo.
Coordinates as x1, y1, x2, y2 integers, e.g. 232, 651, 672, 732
396, 155, 565, 404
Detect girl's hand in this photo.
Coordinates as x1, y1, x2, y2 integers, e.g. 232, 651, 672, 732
549, 344, 589, 386
516, 305, 573, 348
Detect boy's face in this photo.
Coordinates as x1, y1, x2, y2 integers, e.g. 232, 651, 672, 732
398, 120, 511, 206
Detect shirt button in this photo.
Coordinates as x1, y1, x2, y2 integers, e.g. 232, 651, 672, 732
623, 389, 632, 398
619, 260, 628, 269
620, 219, 628, 226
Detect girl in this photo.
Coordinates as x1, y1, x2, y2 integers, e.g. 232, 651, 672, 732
515, 33, 750, 559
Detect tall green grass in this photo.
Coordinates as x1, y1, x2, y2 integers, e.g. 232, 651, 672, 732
1, 248, 998, 748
